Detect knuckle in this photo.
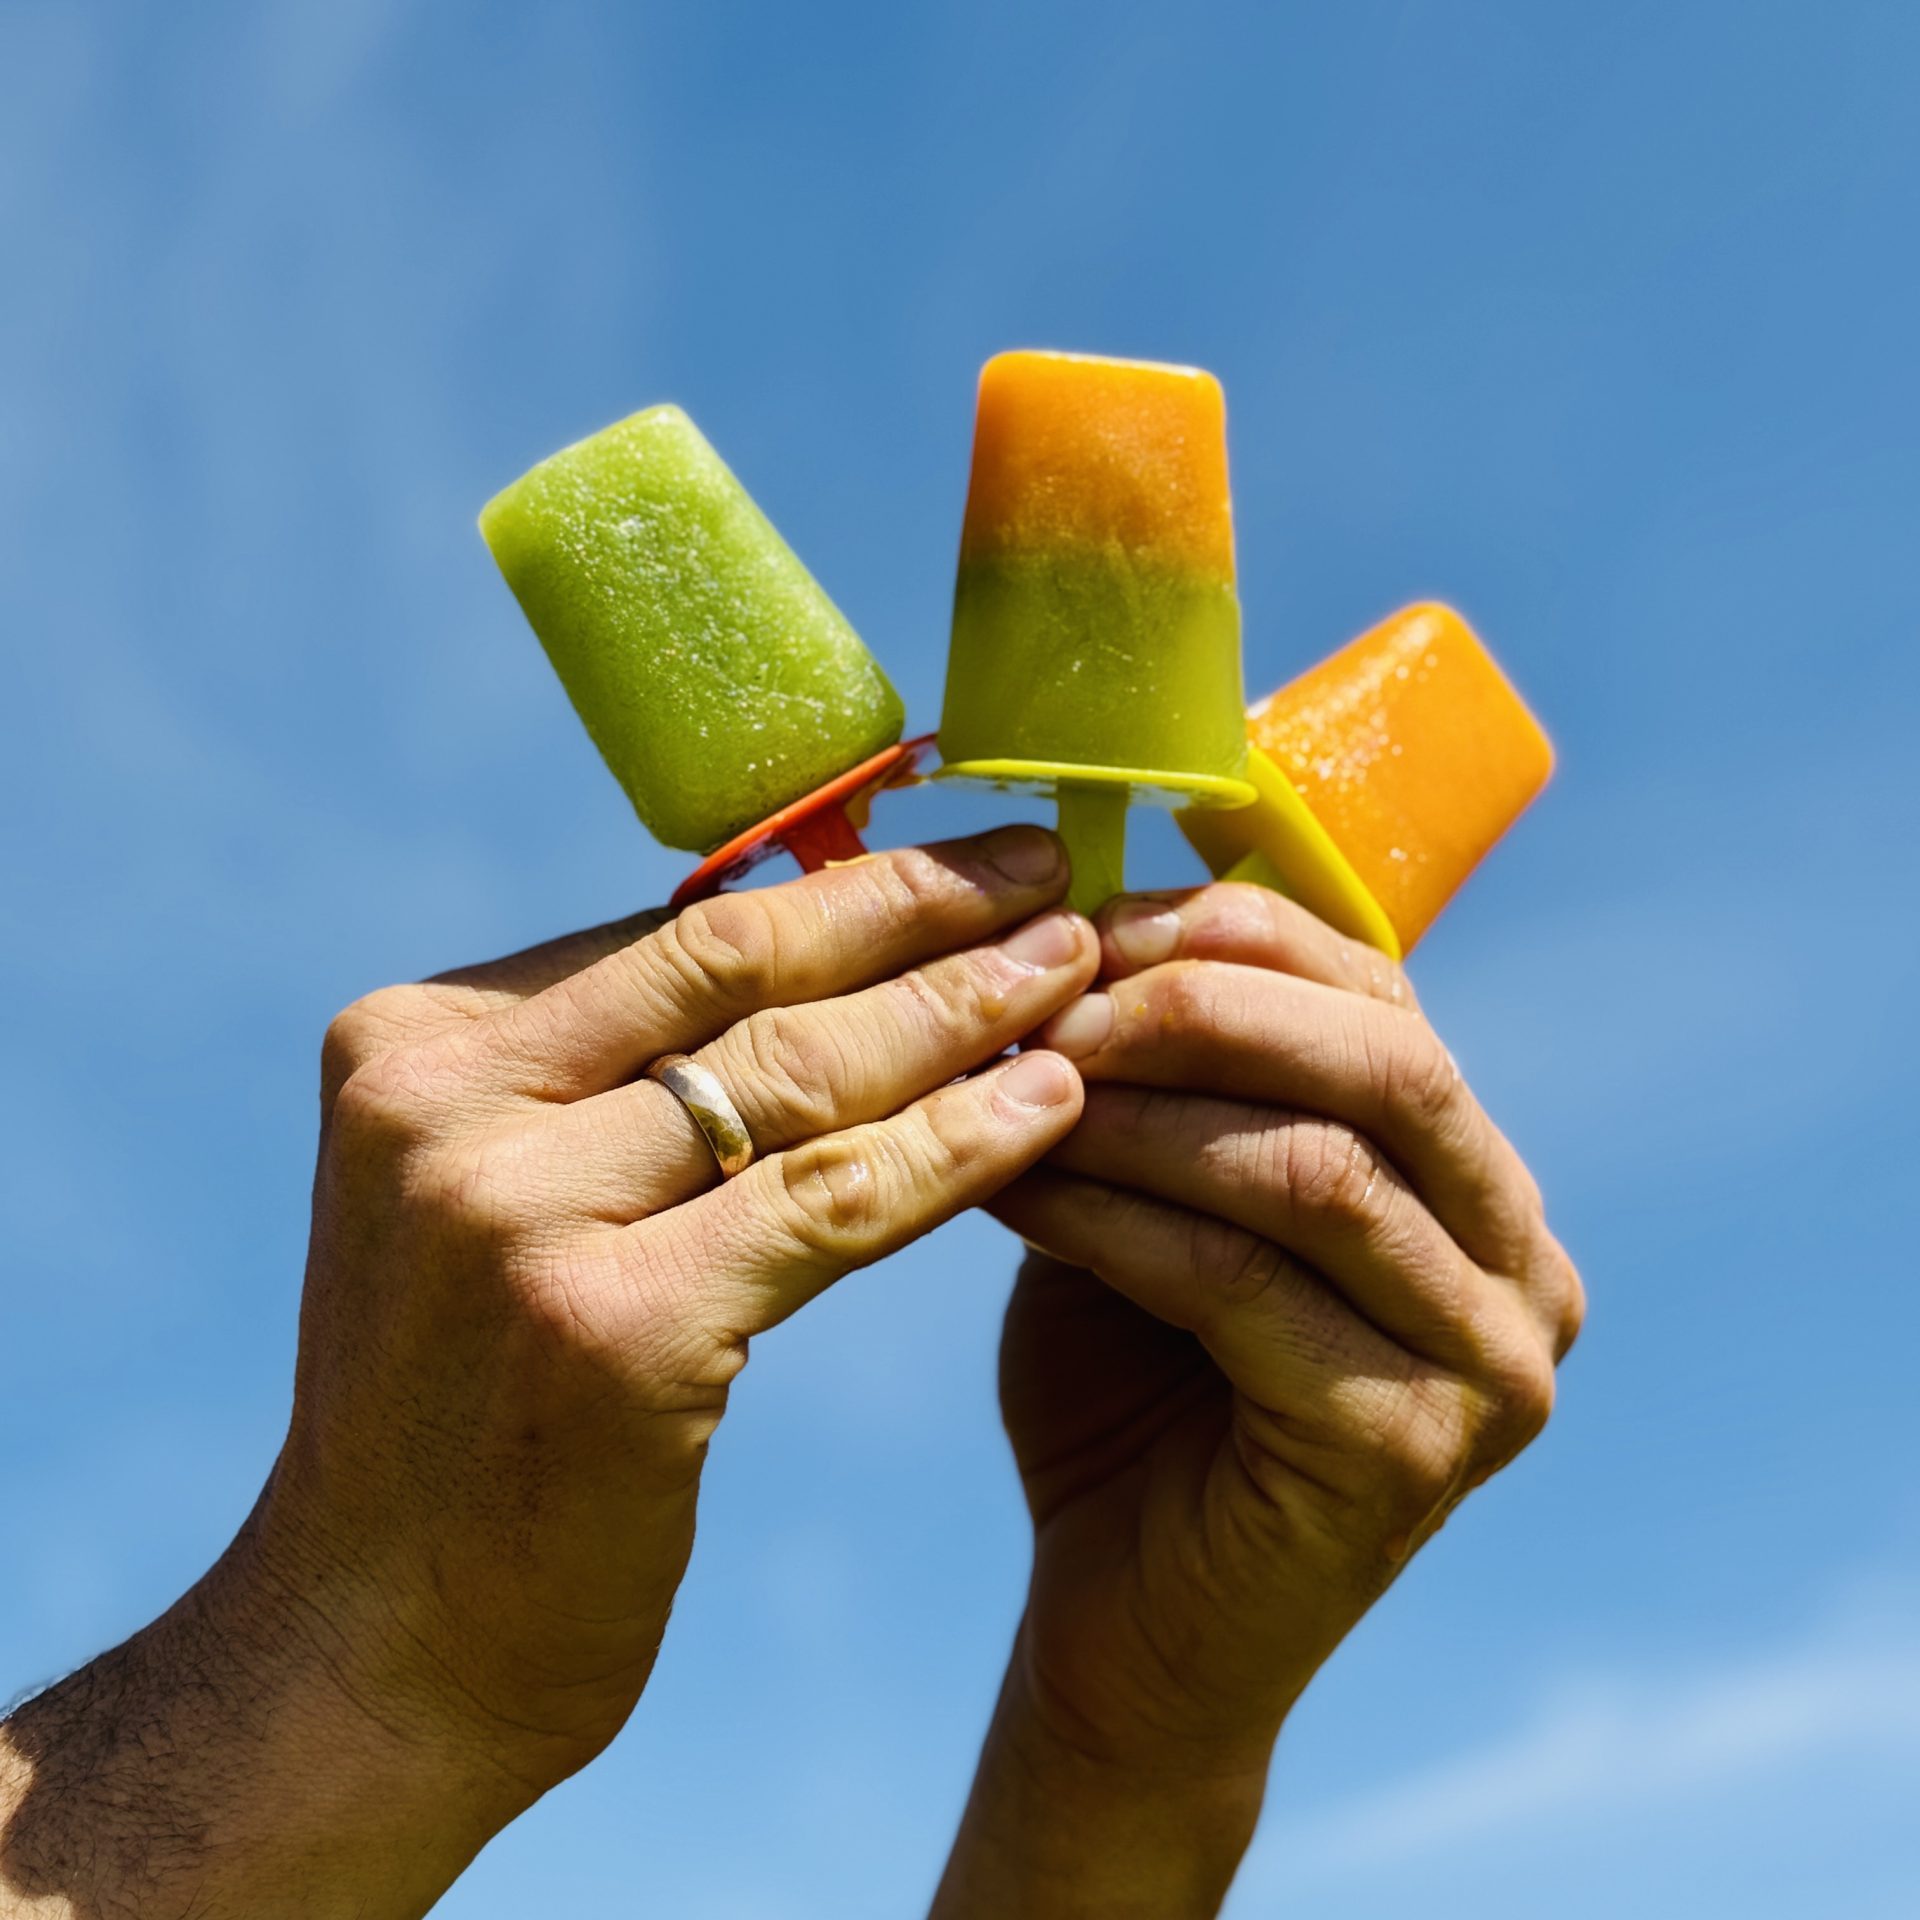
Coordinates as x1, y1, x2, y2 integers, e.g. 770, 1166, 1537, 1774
1482, 1338, 1558, 1457
1375, 1016, 1463, 1138
1482, 1135, 1554, 1268
735, 1008, 845, 1136
319, 1012, 369, 1097
1554, 1256, 1589, 1357
1213, 880, 1294, 950
888, 962, 966, 1046
1514, 1213, 1584, 1358
667, 893, 783, 1009
328, 1044, 440, 1151
1253, 884, 1341, 967
1210, 1228, 1291, 1316
320, 986, 422, 1101
1280, 1120, 1389, 1235
916, 1082, 991, 1180
873, 842, 955, 915
778, 1129, 898, 1259
1155, 961, 1221, 1040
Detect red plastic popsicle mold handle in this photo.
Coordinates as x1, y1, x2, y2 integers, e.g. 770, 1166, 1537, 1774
669, 733, 936, 910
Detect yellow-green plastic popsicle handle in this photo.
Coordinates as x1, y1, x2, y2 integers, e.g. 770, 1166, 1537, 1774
1183, 747, 1402, 960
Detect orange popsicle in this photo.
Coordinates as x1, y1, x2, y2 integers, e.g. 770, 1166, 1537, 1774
1179, 603, 1552, 956
956, 351, 1238, 581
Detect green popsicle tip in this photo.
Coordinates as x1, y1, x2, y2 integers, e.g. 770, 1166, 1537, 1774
481, 405, 904, 854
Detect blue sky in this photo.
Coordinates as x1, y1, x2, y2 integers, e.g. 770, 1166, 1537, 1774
4, 1, 1919, 1912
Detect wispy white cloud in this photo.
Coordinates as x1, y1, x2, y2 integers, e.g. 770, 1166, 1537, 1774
1240, 1607, 1920, 1893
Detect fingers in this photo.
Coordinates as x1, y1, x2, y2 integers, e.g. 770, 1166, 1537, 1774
428, 907, 676, 1006
1046, 1085, 1563, 1370
989, 1167, 1435, 1426
1036, 961, 1543, 1276
991, 1167, 1556, 1518
1095, 884, 1419, 1009
613, 1051, 1084, 1345
317, 910, 684, 1112
474, 827, 1072, 1101
541, 908, 1099, 1218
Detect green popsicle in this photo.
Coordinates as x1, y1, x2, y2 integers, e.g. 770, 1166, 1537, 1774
481, 406, 905, 854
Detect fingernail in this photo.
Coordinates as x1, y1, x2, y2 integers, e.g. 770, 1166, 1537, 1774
1107, 897, 1182, 968
999, 911, 1084, 973
997, 1050, 1076, 1109
1038, 993, 1114, 1059
981, 825, 1065, 887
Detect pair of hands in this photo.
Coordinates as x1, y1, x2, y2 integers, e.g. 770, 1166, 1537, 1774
0, 825, 1580, 1918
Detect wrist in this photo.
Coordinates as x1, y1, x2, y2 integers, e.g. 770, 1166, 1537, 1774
249, 1431, 668, 1794
0, 1500, 538, 1918
931, 1623, 1273, 1920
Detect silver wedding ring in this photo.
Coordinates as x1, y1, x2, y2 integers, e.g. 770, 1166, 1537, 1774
646, 1053, 756, 1179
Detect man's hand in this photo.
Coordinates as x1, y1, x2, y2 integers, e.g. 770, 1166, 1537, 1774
1, 828, 1095, 1920
933, 883, 1584, 1918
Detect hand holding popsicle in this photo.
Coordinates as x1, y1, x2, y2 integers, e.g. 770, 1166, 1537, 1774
462, 374, 1568, 1918
0, 833, 1097, 1920
933, 880, 1583, 1914
0, 338, 1580, 1920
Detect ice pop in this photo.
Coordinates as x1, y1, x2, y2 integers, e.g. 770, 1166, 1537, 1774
480, 405, 909, 873
1179, 603, 1553, 956
937, 351, 1254, 914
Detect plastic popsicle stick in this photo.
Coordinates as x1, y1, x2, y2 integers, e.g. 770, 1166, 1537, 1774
779, 804, 868, 870
1056, 785, 1130, 917
670, 734, 934, 909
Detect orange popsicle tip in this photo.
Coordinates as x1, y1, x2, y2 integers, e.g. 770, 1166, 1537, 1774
1250, 603, 1553, 948
958, 350, 1235, 582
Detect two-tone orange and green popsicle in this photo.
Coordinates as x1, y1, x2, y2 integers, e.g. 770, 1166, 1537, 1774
938, 351, 1254, 914
1180, 603, 1553, 956
480, 406, 908, 881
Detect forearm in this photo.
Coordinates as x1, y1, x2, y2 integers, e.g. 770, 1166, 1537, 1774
930, 1633, 1268, 1920
0, 1513, 531, 1919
